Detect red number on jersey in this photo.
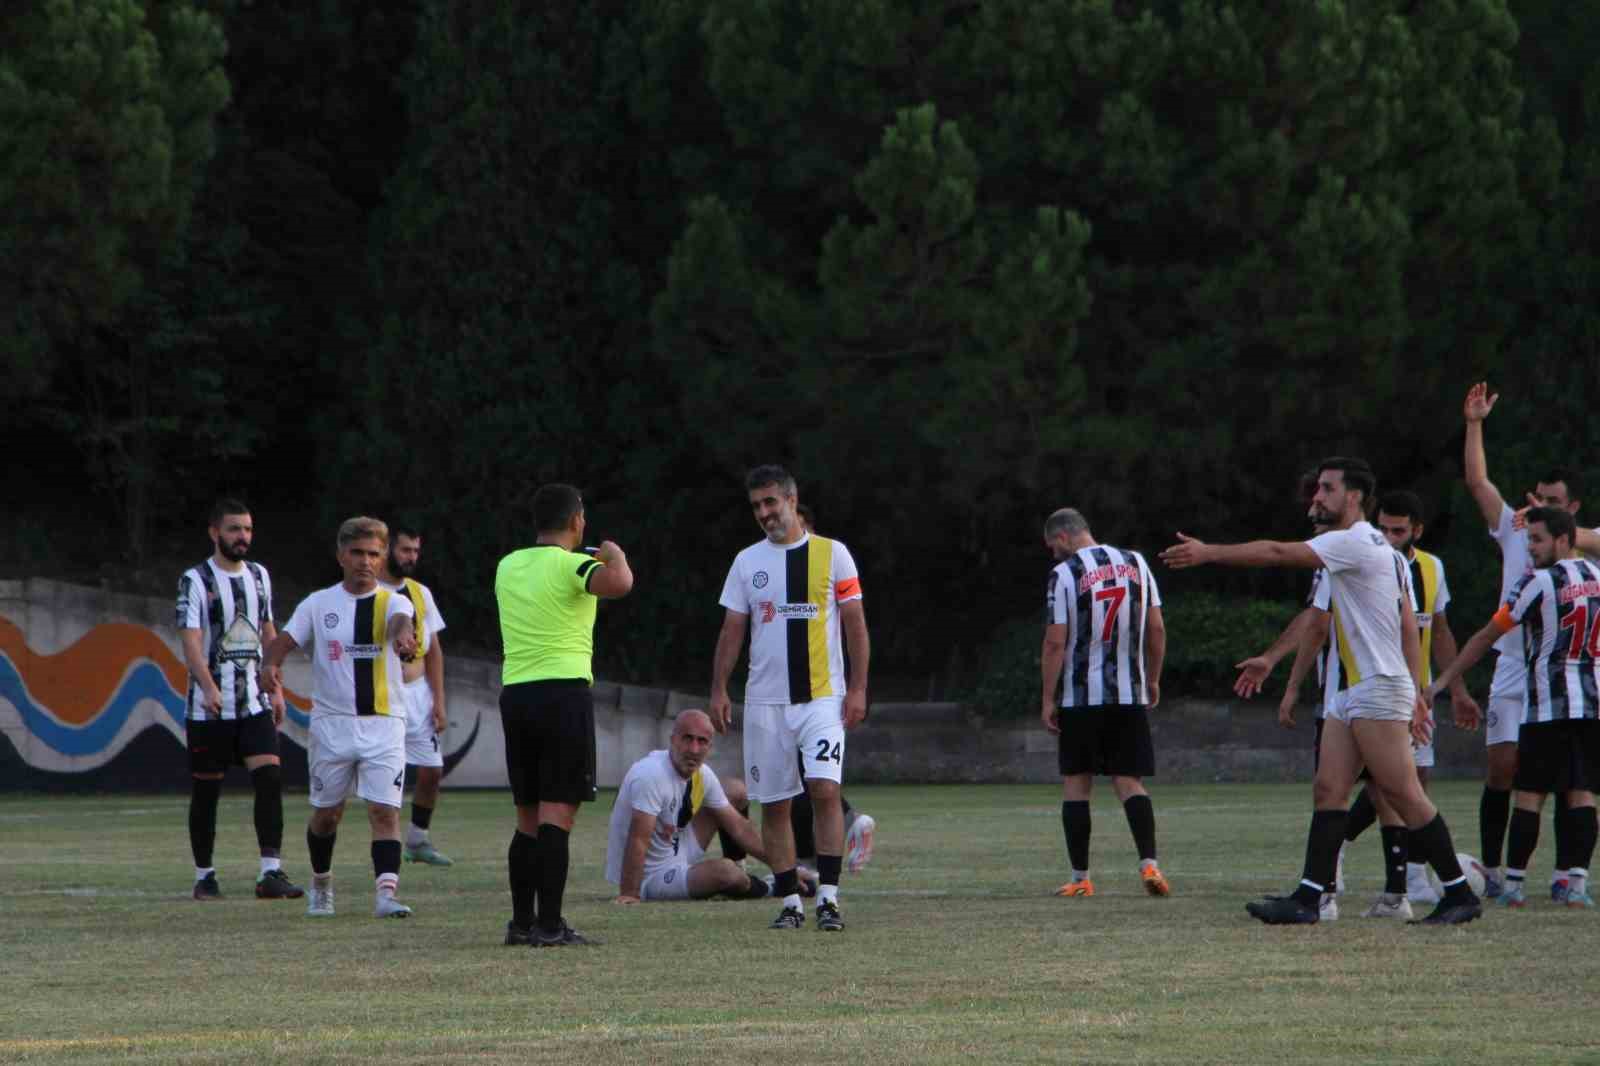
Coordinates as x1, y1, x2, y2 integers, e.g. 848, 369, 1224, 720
1558, 604, 1600, 660
1094, 586, 1126, 643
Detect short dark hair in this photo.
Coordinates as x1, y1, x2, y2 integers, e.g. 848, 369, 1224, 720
533, 484, 584, 533
1317, 457, 1377, 503
745, 464, 797, 496
796, 503, 815, 527
1297, 469, 1319, 505
1527, 506, 1577, 544
1538, 468, 1582, 500
210, 498, 250, 525
1377, 491, 1425, 524
391, 521, 422, 542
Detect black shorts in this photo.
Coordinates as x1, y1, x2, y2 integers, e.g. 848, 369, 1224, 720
1514, 719, 1600, 794
186, 713, 278, 775
501, 680, 597, 807
1057, 705, 1155, 778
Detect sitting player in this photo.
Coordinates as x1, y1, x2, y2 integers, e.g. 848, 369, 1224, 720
607, 709, 815, 903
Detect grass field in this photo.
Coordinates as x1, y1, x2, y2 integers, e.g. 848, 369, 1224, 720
4, 781, 1600, 1065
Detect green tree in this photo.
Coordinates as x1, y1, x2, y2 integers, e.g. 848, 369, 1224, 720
0, 0, 228, 397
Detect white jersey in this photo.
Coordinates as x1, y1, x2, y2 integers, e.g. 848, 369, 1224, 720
1309, 568, 1331, 715
604, 750, 730, 885
1308, 522, 1413, 696
1489, 504, 1538, 657
377, 578, 446, 657
1496, 558, 1600, 723
719, 533, 862, 704
176, 558, 275, 721
282, 583, 413, 718
1046, 544, 1161, 708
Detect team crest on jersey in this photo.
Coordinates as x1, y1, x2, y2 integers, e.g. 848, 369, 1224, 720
752, 571, 769, 589
750, 765, 760, 782
664, 868, 677, 884
323, 613, 339, 629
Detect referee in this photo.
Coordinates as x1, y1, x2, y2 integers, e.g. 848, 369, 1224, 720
496, 484, 633, 947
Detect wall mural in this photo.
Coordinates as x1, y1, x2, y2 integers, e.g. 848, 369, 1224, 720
0, 616, 481, 791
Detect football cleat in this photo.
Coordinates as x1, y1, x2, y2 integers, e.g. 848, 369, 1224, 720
769, 905, 806, 930
1054, 879, 1094, 898
1551, 878, 1570, 904
1245, 896, 1319, 925
504, 921, 536, 946
1565, 889, 1595, 910
404, 841, 454, 867
815, 900, 844, 932
255, 869, 304, 899
1141, 864, 1171, 897
374, 894, 412, 919
305, 881, 335, 918
1319, 894, 1339, 921
192, 872, 222, 901
1362, 893, 1414, 920
1482, 870, 1506, 899
1499, 883, 1527, 908
1409, 894, 1483, 926
845, 814, 876, 873
534, 919, 601, 946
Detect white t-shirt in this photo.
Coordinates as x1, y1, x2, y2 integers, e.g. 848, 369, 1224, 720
1307, 522, 1412, 687
1489, 503, 1536, 656
282, 583, 414, 718
604, 749, 730, 885
718, 532, 862, 704
378, 578, 446, 658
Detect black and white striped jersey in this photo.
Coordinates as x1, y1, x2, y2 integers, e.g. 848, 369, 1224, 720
1495, 558, 1600, 723
176, 558, 275, 720
1045, 544, 1162, 708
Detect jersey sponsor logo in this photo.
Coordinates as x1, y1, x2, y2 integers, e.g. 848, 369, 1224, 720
1075, 563, 1141, 595
328, 639, 343, 662
218, 616, 262, 664
758, 601, 820, 623
750, 764, 760, 782
752, 571, 769, 589
323, 613, 339, 629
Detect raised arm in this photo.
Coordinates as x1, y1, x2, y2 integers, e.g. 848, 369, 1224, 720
588, 541, 634, 599
1462, 382, 1506, 527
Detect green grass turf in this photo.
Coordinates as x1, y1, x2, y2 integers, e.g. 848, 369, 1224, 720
3, 782, 1600, 1065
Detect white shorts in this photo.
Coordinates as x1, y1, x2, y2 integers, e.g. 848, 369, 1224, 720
639, 835, 706, 902
402, 678, 443, 769
1486, 652, 1526, 747
743, 697, 845, 804
1329, 675, 1415, 724
1414, 737, 1435, 769
308, 715, 406, 809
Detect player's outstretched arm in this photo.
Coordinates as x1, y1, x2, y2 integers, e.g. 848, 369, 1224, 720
1234, 606, 1316, 698
1577, 526, 1600, 557
1427, 621, 1501, 710
1462, 381, 1506, 527
1429, 611, 1481, 729
615, 810, 655, 904
1040, 624, 1067, 734
1160, 534, 1321, 570
708, 610, 748, 734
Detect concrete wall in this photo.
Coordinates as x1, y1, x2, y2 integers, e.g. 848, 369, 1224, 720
2, 578, 1486, 790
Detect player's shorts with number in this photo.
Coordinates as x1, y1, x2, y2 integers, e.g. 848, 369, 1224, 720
639, 833, 706, 901
307, 715, 406, 809
743, 696, 844, 803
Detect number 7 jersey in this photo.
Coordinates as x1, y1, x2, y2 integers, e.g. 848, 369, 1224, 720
1046, 544, 1161, 708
